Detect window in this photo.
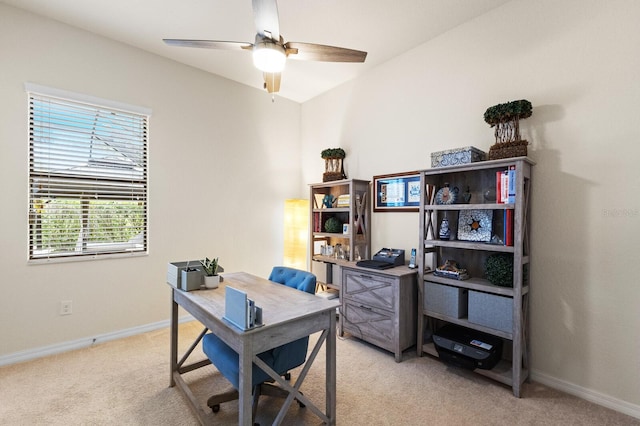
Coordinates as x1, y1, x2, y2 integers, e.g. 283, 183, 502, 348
27, 84, 150, 261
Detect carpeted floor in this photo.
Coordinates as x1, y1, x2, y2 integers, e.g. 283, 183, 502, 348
0, 321, 637, 425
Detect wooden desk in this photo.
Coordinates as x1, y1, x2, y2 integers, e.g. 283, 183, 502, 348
169, 272, 340, 426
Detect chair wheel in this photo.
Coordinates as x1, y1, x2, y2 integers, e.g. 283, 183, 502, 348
211, 404, 220, 413
284, 372, 291, 380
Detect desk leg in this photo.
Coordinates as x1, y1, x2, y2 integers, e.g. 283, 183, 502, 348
170, 289, 178, 387
325, 262, 344, 338
238, 342, 253, 426
326, 312, 337, 425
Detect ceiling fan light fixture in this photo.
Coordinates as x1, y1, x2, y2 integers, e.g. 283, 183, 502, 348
253, 40, 286, 73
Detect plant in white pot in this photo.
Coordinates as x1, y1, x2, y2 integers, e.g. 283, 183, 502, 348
200, 257, 220, 289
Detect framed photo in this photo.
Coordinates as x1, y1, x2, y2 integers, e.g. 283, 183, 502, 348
457, 209, 493, 242
373, 171, 421, 212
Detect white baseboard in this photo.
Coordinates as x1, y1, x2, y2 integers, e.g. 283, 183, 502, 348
531, 369, 640, 420
0, 315, 195, 367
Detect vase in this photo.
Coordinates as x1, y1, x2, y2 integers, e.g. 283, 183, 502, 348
439, 217, 451, 240
203, 275, 220, 289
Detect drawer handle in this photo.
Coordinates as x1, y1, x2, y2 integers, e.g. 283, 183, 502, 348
359, 305, 372, 311
359, 275, 372, 279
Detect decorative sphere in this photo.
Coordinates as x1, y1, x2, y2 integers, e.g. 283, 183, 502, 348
324, 217, 342, 233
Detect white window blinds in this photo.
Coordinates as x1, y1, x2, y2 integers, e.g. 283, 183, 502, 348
27, 86, 149, 261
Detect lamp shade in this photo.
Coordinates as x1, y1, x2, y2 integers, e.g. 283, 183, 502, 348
283, 199, 309, 270
253, 41, 286, 73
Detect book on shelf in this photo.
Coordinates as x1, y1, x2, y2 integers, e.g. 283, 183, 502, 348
496, 171, 505, 203
496, 166, 517, 204
501, 171, 508, 204
313, 212, 321, 232
507, 165, 516, 203
503, 209, 514, 246
336, 194, 350, 207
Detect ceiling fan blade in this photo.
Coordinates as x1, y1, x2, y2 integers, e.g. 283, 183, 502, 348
263, 72, 281, 93
285, 42, 367, 62
163, 39, 252, 51
252, 0, 280, 40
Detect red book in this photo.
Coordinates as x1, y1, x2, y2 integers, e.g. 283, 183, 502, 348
496, 171, 502, 203
505, 209, 514, 246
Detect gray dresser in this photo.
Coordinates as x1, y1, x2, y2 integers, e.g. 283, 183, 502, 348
341, 264, 417, 362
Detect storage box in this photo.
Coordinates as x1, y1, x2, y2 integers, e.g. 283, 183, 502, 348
468, 290, 512, 333
167, 261, 204, 290
424, 282, 468, 318
181, 269, 203, 291
431, 146, 486, 168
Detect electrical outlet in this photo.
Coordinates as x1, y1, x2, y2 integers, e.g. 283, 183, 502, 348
60, 300, 72, 315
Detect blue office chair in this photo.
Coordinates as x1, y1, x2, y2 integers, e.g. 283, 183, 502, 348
267, 266, 317, 294
202, 266, 317, 422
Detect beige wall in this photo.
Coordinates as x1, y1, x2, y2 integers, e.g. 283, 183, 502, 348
0, 5, 301, 354
1, 0, 639, 418
301, 0, 640, 415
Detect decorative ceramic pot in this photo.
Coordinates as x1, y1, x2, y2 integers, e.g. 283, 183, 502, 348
439, 217, 451, 240
203, 275, 220, 289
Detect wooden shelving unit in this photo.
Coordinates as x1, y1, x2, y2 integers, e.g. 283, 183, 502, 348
417, 157, 534, 397
308, 179, 371, 293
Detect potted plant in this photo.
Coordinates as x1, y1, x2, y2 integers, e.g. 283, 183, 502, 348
321, 148, 346, 182
484, 253, 513, 287
200, 257, 220, 289
484, 99, 532, 159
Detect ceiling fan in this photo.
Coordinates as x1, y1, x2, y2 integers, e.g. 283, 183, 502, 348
163, 0, 367, 95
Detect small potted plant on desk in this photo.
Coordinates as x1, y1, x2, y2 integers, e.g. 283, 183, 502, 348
200, 257, 220, 289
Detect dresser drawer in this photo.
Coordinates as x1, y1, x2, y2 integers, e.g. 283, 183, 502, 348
342, 300, 394, 350
342, 270, 395, 311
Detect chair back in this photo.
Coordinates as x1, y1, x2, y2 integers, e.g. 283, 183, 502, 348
268, 266, 316, 294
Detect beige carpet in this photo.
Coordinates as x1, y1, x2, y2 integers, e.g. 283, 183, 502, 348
0, 321, 637, 425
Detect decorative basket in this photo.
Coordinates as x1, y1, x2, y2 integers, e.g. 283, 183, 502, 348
323, 171, 345, 182
488, 139, 528, 160
322, 157, 346, 182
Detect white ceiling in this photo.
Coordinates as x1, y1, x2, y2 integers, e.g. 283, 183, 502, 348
1, 0, 510, 103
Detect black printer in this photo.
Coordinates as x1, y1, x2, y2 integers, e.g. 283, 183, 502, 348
433, 324, 502, 370
356, 248, 405, 270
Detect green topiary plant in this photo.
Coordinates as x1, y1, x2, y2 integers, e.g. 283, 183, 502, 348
321, 148, 347, 182
320, 148, 346, 159
484, 253, 513, 287
483, 99, 532, 128
484, 99, 532, 159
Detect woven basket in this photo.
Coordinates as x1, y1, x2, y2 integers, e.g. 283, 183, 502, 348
323, 172, 345, 182
488, 140, 528, 160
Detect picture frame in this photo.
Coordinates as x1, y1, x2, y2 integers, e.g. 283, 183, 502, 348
457, 209, 493, 242
373, 171, 421, 212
